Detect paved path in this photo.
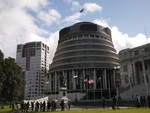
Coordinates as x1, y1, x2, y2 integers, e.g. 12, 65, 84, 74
59, 106, 131, 111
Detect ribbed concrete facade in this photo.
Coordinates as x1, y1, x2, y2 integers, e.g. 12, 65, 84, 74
47, 22, 119, 100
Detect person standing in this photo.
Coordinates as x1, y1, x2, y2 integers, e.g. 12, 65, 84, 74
136, 94, 141, 108
68, 100, 71, 110
42, 101, 46, 112
31, 101, 35, 112
112, 95, 117, 110
147, 94, 150, 108
60, 99, 65, 111
102, 96, 107, 109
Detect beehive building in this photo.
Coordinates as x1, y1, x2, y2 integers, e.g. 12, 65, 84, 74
47, 22, 119, 100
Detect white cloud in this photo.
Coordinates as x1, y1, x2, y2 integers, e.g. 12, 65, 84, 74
94, 19, 148, 53
127, 33, 147, 48
0, 0, 149, 64
0, 0, 50, 58
93, 18, 109, 27
12, 0, 49, 12
63, 12, 81, 23
38, 9, 61, 26
83, 3, 102, 13
71, 1, 81, 11
64, 0, 73, 3
111, 27, 147, 53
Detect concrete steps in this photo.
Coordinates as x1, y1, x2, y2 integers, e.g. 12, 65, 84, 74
120, 83, 150, 100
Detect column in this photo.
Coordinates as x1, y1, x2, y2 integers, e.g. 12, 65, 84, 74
113, 69, 116, 87
55, 72, 57, 90
83, 69, 85, 89
49, 73, 52, 90
93, 68, 96, 100
93, 68, 96, 89
55, 72, 57, 98
132, 62, 137, 84
72, 70, 75, 90
104, 69, 107, 89
147, 62, 150, 82
142, 60, 149, 95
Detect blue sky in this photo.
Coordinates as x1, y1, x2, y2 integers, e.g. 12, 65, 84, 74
0, 0, 150, 63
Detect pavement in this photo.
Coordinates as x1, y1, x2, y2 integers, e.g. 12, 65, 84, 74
58, 105, 131, 111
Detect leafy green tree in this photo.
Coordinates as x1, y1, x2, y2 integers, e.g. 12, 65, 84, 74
0, 50, 5, 96
0, 50, 25, 101
0, 50, 4, 61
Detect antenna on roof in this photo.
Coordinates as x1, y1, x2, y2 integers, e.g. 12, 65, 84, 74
144, 26, 148, 44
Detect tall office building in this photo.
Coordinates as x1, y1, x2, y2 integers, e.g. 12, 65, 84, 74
47, 22, 119, 100
16, 41, 50, 99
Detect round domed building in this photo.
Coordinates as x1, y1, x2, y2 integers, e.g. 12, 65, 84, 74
47, 22, 120, 101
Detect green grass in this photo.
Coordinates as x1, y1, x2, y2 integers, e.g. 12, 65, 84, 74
0, 105, 12, 113
0, 106, 150, 113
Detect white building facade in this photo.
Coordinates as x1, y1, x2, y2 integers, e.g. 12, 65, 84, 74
16, 41, 50, 99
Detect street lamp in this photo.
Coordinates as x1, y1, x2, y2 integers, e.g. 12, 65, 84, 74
46, 82, 49, 95
74, 75, 77, 102
114, 66, 120, 99
28, 85, 31, 100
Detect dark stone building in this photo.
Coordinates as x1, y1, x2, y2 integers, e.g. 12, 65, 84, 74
47, 22, 119, 101
119, 43, 150, 98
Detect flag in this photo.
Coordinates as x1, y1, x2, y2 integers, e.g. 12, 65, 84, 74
80, 8, 84, 13
97, 77, 101, 83
83, 79, 88, 83
88, 79, 94, 84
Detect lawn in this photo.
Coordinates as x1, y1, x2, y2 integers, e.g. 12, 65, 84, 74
0, 106, 150, 113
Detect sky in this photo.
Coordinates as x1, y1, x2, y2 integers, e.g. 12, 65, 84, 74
0, 0, 150, 63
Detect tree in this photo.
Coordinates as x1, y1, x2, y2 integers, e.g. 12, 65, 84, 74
0, 50, 25, 101
0, 50, 5, 97
0, 50, 4, 61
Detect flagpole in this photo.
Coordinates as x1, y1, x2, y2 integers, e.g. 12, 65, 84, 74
100, 75, 103, 99
144, 26, 148, 44
87, 81, 88, 100
108, 74, 111, 99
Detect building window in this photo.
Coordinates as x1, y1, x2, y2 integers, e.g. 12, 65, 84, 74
42, 43, 44, 47
125, 75, 129, 83
17, 45, 21, 49
95, 35, 99, 38
73, 36, 77, 39
124, 65, 128, 72
37, 42, 41, 47
145, 47, 149, 53
134, 50, 139, 55
84, 34, 89, 38
78, 35, 83, 38
90, 34, 94, 38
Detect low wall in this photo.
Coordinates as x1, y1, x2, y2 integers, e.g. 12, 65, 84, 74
72, 100, 136, 108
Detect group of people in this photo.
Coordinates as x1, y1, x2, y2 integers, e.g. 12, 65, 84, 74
60, 99, 71, 111
11, 99, 72, 112
101, 94, 150, 110
12, 100, 57, 112
101, 95, 118, 110
136, 94, 150, 108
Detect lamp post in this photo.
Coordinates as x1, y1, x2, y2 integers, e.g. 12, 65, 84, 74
28, 85, 31, 100
46, 82, 49, 95
74, 75, 77, 102
114, 66, 120, 99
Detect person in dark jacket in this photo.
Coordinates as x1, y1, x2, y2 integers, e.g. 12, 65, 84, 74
102, 96, 107, 109
147, 94, 150, 108
112, 95, 117, 110
60, 99, 65, 111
